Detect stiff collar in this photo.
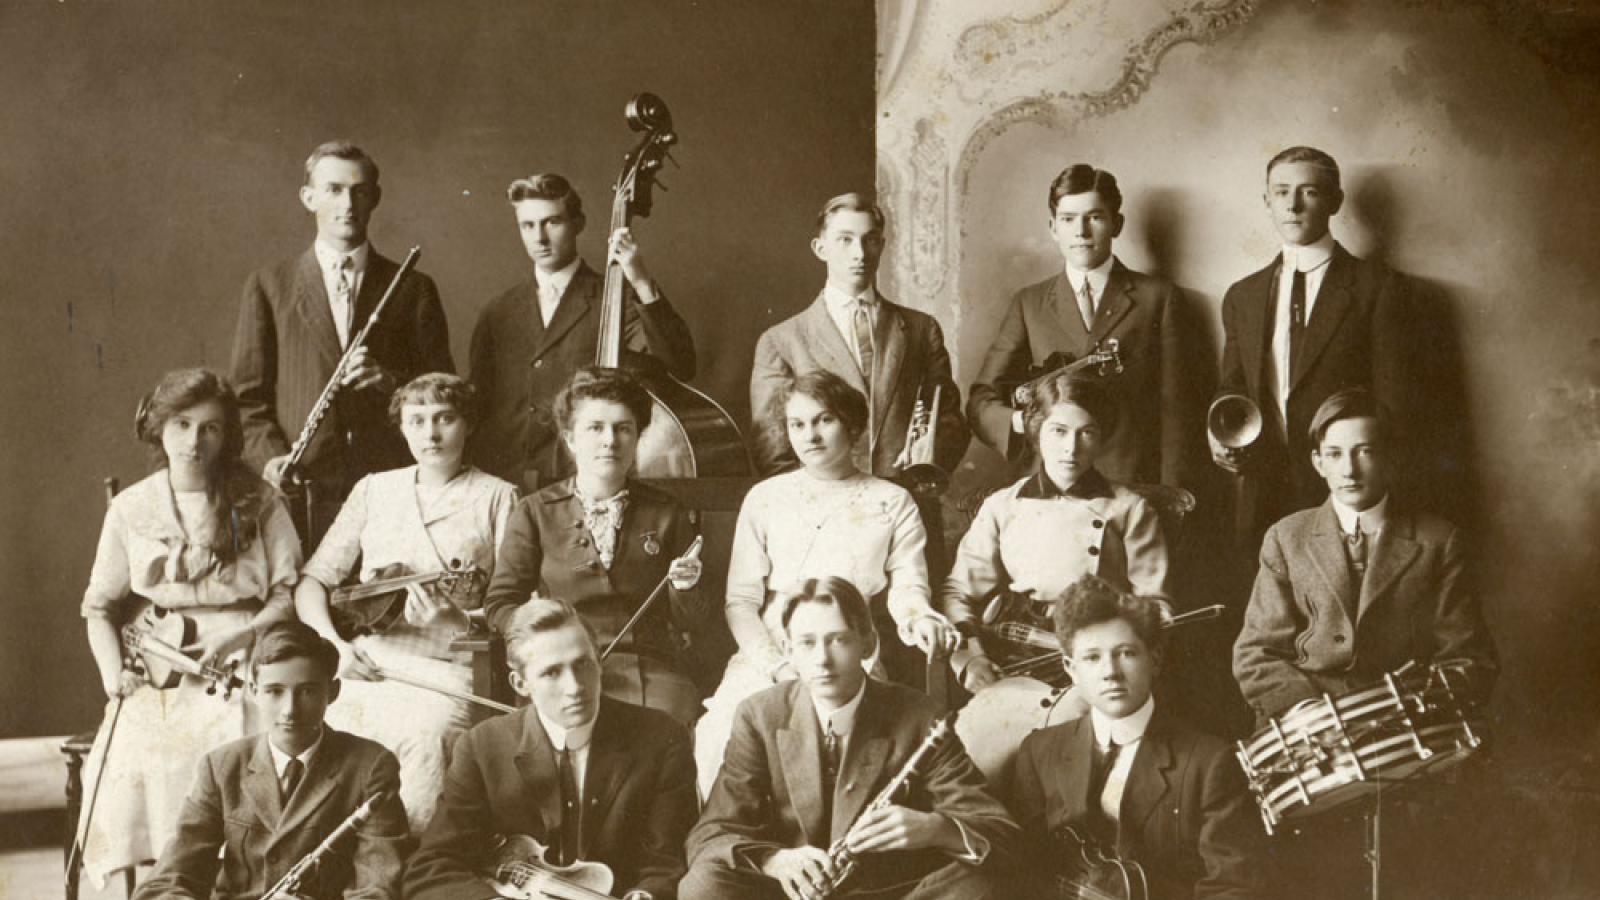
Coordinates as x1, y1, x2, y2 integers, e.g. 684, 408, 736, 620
313, 240, 369, 275
1064, 254, 1116, 296
824, 283, 877, 313
1281, 232, 1335, 273
268, 726, 325, 779
1331, 492, 1389, 537
809, 678, 867, 739
537, 708, 598, 753
1018, 467, 1114, 500
534, 256, 582, 297
1089, 695, 1156, 750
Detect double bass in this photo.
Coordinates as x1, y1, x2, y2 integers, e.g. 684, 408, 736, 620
596, 93, 753, 477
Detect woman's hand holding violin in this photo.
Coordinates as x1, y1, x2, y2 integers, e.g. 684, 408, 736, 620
403, 582, 468, 631
102, 668, 144, 700
196, 624, 256, 670
336, 641, 384, 682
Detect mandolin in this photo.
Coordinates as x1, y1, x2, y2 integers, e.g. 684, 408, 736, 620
486, 833, 616, 900
593, 92, 753, 478
1052, 823, 1150, 900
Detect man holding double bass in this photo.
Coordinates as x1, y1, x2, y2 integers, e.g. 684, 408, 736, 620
231, 140, 453, 546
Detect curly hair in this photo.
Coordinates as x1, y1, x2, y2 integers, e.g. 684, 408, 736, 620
388, 372, 480, 429
1049, 574, 1166, 660
1022, 373, 1119, 454
133, 368, 266, 561
550, 367, 654, 434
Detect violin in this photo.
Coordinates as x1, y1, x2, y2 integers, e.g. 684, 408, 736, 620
993, 340, 1123, 409
487, 834, 616, 900
119, 602, 244, 698
1051, 823, 1150, 900
329, 559, 487, 640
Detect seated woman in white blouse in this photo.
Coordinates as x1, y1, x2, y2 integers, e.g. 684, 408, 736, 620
693, 370, 960, 797
941, 373, 1171, 693
294, 373, 519, 831
78, 368, 301, 890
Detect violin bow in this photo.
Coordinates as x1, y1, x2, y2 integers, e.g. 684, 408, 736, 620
600, 535, 703, 663
373, 667, 517, 715
64, 695, 125, 891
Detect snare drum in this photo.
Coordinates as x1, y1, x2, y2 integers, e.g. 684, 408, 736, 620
955, 677, 1089, 792
1235, 661, 1486, 834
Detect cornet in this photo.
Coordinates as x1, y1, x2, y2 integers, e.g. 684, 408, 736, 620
898, 383, 948, 495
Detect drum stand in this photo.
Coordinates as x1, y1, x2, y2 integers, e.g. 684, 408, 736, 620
1364, 777, 1384, 900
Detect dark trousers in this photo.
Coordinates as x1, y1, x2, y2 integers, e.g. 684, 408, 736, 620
679, 857, 999, 900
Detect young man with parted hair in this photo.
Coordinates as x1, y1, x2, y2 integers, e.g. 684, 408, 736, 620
969, 164, 1199, 488
133, 622, 410, 900
1211, 146, 1415, 556
1008, 575, 1266, 900
405, 595, 698, 900
468, 173, 696, 491
231, 141, 454, 547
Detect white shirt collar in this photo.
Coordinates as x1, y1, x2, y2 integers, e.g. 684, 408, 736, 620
1282, 232, 1335, 273
537, 709, 598, 753
824, 283, 877, 313
268, 727, 324, 779
1089, 694, 1156, 749
313, 240, 369, 274
1331, 493, 1389, 537
810, 679, 868, 738
1065, 254, 1117, 296
535, 257, 583, 297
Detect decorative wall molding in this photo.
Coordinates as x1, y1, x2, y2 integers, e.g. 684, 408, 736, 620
1068, 0, 1258, 116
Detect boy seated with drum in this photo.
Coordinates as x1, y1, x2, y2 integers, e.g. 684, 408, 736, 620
1232, 388, 1497, 723
1009, 575, 1266, 900
134, 622, 410, 900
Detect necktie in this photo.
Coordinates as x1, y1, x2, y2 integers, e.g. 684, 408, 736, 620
538, 280, 561, 327
852, 300, 875, 391
1288, 267, 1306, 377
281, 757, 304, 804
558, 746, 583, 865
333, 256, 355, 348
822, 726, 842, 838
1347, 518, 1368, 578
1087, 739, 1122, 843
1077, 277, 1097, 333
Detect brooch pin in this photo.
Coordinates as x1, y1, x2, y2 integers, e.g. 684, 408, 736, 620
642, 532, 661, 556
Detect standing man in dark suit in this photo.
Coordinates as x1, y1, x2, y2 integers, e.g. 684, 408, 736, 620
1212, 146, 1413, 554
683, 577, 1018, 900
231, 141, 453, 546
1010, 576, 1267, 900
969, 164, 1197, 488
469, 173, 696, 491
406, 596, 698, 900
1233, 388, 1497, 723
750, 193, 968, 576
133, 623, 410, 900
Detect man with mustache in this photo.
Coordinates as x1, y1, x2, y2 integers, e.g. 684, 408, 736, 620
134, 622, 410, 900
468, 173, 696, 492
969, 164, 1198, 489
1210, 146, 1414, 557
231, 141, 454, 548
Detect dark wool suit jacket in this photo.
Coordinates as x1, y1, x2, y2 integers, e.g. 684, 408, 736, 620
132, 728, 409, 900
404, 699, 698, 900
1233, 499, 1498, 720
1010, 706, 1267, 900
482, 477, 708, 661
749, 293, 969, 479
1216, 243, 1412, 545
230, 246, 453, 495
467, 261, 696, 490
687, 679, 1020, 888
968, 262, 1198, 488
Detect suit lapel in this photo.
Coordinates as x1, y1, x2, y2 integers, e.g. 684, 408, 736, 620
799, 295, 867, 395
829, 681, 892, 842
1117, 711, 1174, 840
1290, 245, 1357, 391
1237, 260, 1276, 399
291, 249, 343, 367
275, 730, 344, 846
535, 263, 597, 361
350, 249, 394, 336
1054, 717, 1097, 823
1359, 509, 1420, 622
243, 735, 284, 832
776, 685, 828, 847
1307, 502, 1360, 623
512, 710, 564, 839
1046, 273, 1094, 352
582, 701, 628, 849
1088, 263, 1136, 346
870, 299, 910, 445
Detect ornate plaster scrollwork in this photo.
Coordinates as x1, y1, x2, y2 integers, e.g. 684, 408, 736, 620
1070, 0, 1258, 116
908, 118, 950, 298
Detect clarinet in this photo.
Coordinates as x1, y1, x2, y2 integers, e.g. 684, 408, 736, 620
280, 247, 422, 480
259, 792, 384, 900
821, 716, 952, 897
